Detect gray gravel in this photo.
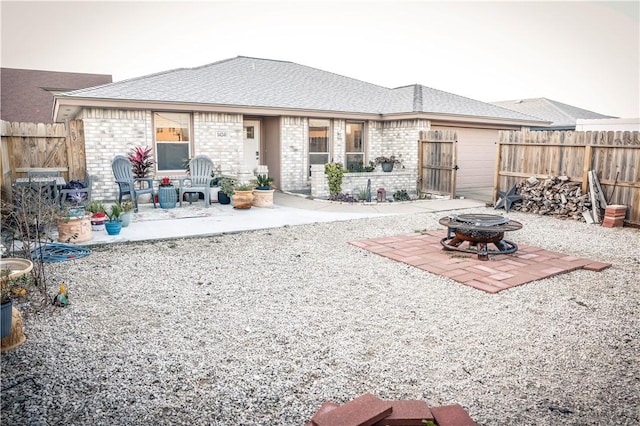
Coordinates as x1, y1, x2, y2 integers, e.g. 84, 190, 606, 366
1, 207, 639, 425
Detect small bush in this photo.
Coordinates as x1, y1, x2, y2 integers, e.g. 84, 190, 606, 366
393, 189, 411, 201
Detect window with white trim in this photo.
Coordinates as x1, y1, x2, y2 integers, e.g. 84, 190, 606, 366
345, 121, 364, 171
154, 112, 191, 172
308, 119, 330, 176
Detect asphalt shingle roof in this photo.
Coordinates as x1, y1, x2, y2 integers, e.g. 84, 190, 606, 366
1, 68, 112, 123
491, 97, 615, 128
58, 56, 542, 122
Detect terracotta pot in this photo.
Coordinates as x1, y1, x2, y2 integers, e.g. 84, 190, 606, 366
232, 190, 254, 209
58, 215, 92, 243
252, 189, 275, 208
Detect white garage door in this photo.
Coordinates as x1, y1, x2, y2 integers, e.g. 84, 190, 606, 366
430, 126, 499, 190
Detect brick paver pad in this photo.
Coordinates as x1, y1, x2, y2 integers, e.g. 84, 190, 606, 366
349, 230, 611, 293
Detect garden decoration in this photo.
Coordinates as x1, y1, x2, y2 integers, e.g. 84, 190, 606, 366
158, 177, 177, 209
494, 184, 522, 213
52, 283, 69, 307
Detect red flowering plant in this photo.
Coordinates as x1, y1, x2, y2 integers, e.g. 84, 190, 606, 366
128, 146, 154, 179
160, 177, 172, 187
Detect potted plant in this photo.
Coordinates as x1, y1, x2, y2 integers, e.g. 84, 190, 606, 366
86, 200, 107, 231
218, 177, 235, 205
105, 204, 123, 235
209, 175, 221, 204
128, 146, 154, 203
158, 177, 177, 209
232, 182, 255, 209
374, 155, 403, 172
119, 200, 135, 227
1, 258, 32, 345
252, 174, 275, 208
57, 206, 92, 243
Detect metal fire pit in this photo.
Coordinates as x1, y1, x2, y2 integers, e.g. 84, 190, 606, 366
439, 213, 523, 261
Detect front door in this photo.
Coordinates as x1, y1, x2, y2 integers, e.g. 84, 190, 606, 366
243, 120, 260, 170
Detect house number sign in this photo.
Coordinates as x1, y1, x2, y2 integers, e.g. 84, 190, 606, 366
217, 131, 228, 137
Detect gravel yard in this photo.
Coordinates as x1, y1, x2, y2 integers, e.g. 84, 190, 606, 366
1, 206, 639, 425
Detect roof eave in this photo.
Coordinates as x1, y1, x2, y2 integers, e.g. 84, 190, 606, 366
381, 111, 549, 127
53, 97, 384, 121
53, 97, 551, 127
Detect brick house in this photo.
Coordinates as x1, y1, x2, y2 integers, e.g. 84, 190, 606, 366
52, 56, 544, 201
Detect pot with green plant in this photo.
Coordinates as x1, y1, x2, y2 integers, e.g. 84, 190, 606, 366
57, 207, 92, 243
86, 200, 107, 231
209, 175, 221, 204
119, 200, 135, 227
105, 204, 123, 235
252, 174, 275, 208
218, 177, 235, 205
375, 155, 403, 172
232, 182, 255, 209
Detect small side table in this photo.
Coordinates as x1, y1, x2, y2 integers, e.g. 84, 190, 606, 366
158, 185, 177, 209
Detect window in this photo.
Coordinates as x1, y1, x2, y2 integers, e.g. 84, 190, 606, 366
154, 112, 191, 172
309, 119, 330, 176
345, 121, 364, 171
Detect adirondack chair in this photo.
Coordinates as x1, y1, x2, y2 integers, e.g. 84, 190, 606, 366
180, 155, 214, 207
111, 155, 156, 212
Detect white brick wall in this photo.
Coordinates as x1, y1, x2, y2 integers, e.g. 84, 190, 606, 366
80, 108, 429, 200
80, 109, 153, 200
310, 165, 416, 199
280, 116, 308, 191
194, 112, 243, 175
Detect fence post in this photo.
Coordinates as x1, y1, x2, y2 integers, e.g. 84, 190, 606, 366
581, 145, 592, 194
492, 141, 501, 204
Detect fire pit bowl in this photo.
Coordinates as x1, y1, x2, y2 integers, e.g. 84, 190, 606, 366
439, 213, 523, 261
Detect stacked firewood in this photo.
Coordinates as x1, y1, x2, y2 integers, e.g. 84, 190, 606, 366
513, 176, 590, 221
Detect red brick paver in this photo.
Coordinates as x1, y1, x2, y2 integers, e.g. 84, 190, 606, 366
350, 231, 611, 293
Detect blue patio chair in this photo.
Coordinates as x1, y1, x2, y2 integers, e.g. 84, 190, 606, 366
111, 155, 156, 212
180, 155, 214, 207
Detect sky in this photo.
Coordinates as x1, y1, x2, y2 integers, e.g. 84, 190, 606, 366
1, 0, 639, 118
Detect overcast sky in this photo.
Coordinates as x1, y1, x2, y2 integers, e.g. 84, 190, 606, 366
2, 1, 638, 118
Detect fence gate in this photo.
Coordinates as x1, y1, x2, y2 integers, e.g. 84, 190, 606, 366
418, 130, 458, 198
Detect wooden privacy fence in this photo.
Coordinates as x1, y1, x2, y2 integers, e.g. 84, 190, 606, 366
0, 120, 86, 195
495, 130, 640, 224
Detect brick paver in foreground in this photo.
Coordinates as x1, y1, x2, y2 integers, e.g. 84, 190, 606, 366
350, 230, 611, 293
